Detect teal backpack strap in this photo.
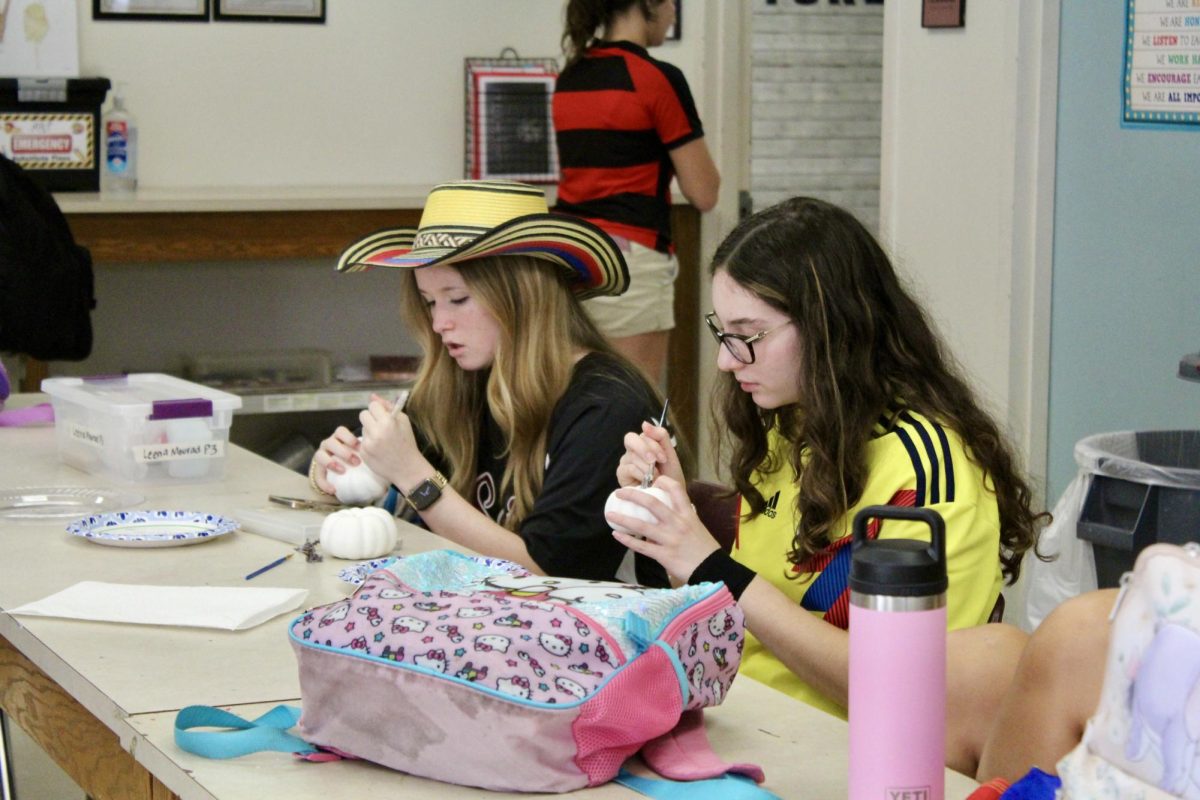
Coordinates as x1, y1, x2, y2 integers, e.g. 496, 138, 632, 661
174, 704, 317, 759
616, 768, 782, 799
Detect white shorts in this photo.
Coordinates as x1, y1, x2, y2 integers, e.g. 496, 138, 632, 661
583, 239, 679, 339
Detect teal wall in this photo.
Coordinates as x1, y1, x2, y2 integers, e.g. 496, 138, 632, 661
1046, 0, 1200, 499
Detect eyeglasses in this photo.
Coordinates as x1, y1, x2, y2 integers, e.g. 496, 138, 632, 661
704, 312, 789, 365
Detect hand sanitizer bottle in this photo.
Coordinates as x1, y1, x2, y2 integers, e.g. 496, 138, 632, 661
102, 86, 138, 193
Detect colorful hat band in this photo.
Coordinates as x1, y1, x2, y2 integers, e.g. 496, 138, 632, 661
334, 180, 629, 299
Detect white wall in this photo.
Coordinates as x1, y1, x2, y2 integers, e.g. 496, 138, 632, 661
53, 1, 734, 389
879, 0, 1058, 495
76, 0, 710, 189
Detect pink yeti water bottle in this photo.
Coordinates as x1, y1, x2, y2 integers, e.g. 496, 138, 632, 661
848, 505, 947, 800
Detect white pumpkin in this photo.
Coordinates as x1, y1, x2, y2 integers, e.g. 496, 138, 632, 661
319, 507, 399, 560
604, 486, 674, 535
327, 451, 390, 506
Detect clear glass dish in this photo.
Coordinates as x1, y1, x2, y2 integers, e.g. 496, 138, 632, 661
0, 487, 144, 523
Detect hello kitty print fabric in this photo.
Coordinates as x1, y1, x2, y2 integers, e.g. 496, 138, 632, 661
291, 550, 742, 708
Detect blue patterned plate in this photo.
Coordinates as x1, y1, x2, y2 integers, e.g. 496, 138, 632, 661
66, 510, 239, 548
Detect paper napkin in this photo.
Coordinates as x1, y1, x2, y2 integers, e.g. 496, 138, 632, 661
8, 582, 308, 631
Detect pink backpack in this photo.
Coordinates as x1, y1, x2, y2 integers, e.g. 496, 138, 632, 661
177, 550, 768, 794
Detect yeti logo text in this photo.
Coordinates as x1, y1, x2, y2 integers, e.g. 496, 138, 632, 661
887, 788, 930, 800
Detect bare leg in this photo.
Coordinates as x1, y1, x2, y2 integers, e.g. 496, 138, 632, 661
610, 330, 670, 386
974, 589, 1117, 783
944, 622, 1030, 777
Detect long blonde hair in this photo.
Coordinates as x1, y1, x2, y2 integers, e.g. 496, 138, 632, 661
400, 255, 639, 528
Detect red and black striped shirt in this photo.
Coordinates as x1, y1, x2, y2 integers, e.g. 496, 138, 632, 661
552, 41, 704, 253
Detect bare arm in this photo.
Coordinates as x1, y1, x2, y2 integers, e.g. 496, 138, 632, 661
607, 472, 852, 709
401, 484, 544, 573
738, 577, 852, 708
356, 396, 543, 573
973, 589, 1115, 782
670, 137, 720, 212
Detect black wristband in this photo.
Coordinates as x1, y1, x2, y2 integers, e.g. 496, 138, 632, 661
687, 549, 756, 601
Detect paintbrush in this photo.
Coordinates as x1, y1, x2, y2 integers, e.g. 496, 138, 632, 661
641, 398, 670, 488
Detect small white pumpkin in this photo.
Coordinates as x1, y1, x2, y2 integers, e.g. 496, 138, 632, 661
327, 449, 390, 506
604, 486, 674, 534
319, 507, 399, 560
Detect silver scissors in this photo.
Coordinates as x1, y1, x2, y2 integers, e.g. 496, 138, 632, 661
268, 495, 344, 512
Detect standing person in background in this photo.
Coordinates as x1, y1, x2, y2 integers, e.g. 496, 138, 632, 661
554, 0, 720, 385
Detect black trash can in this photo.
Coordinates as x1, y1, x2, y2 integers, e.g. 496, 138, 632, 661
1076, 430, 1200, 588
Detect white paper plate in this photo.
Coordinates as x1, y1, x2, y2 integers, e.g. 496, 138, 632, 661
0, 487, 144, 522
66, 510, 239, 548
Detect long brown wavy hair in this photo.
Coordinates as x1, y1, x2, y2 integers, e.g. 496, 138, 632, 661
399, 254, 653, 530
561, 0, 670, 65
711, 198, 1047, 584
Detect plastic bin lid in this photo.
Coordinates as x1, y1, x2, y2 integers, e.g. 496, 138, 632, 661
41, 373, 242, 419
1074, 430, 1200, 491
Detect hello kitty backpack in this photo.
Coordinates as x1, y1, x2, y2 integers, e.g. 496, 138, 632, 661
175, 549, 769, 795
1057, 543, 1200, 799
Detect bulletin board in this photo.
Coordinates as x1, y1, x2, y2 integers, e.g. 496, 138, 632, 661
1122, 0, 1200, 130
464, 51, 559, 184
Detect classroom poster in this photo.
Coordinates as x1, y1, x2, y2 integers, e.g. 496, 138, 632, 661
1123, 0, 1200, 129
0, 0, 79, 78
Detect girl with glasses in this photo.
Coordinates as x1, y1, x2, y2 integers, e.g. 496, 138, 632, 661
607, 196, 1048, 777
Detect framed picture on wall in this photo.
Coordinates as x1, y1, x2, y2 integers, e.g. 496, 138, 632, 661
93, 0, 209, 21
921, 0, 965, 29
464, 55, 560, 184
666, 0, 681, 41
214, 0, 324, 23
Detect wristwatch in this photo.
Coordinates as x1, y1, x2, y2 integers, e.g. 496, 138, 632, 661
404, 471, 449, 512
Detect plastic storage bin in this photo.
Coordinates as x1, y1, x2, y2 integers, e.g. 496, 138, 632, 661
41, 374, 242, 484
1076, 430, 1200, 588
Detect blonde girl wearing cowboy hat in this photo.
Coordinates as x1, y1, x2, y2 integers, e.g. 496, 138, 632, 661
310, 180, 669, 587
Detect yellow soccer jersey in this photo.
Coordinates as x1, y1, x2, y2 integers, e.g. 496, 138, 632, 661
730, 409, 1003, 717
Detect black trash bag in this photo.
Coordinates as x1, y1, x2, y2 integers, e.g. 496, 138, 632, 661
0, 152, 96, 361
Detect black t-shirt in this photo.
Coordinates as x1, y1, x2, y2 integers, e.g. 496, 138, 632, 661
467, 352, 668, 587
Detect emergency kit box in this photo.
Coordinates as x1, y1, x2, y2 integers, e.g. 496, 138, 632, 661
0, 77, 110, 191
41, 374, 243, 485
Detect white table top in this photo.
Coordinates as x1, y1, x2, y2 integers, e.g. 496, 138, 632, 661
0, 420, 979, 799
0, 422, 463, 713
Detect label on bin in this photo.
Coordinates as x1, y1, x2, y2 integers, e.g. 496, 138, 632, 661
133, 440, 225, 464
67, 423, 104, 448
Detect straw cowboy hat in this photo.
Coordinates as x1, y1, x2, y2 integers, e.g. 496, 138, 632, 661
336, 180, 628, 299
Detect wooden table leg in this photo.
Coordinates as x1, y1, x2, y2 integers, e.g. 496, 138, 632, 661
0, 633, 180, 800
17, 357, 49, 393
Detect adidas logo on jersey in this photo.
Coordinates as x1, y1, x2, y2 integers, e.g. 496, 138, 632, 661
763, 490, 780, 519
